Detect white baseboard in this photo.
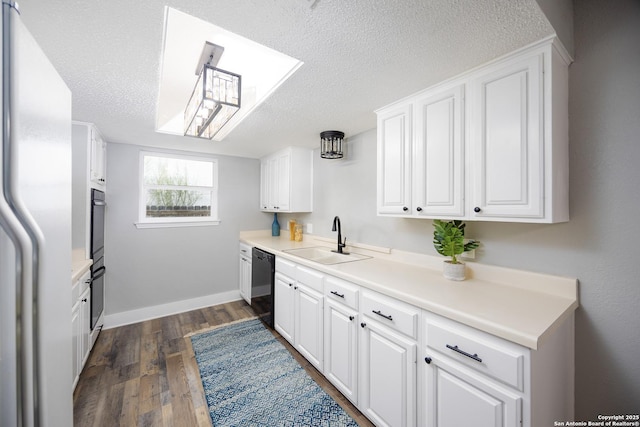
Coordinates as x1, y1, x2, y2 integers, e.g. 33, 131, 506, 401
103, 290, 243, 329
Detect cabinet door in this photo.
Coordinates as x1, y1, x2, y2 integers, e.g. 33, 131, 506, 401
360, 321, 417, 427
413, 85, 465, 217
90, 128, 106, 187
294, 284, 324, 371
275, 152, 291, 211
260, 160, 270, 210
260, 147, 312, 213
238, 255, 251, 304
274, 273, 295, 344
265, 154, 291, 211
377, 104, 412, 215
268, 157, 279, 210
71, 303, 81, 389
424, 357, 522, 427
471, 54, 543, 219
79, 287, 91, 367
324, 299, 358, 404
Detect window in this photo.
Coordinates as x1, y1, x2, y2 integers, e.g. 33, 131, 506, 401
137, 151, 219, 228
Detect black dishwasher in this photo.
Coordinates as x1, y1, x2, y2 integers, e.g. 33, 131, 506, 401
251, 248, 275, 328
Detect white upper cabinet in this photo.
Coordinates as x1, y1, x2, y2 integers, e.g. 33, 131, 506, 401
469, 42, 570, 222
89, 126, 106, 189
376, 37, 570, 223
413, 84, 465, 217
470, 53, 543, 220
377, 104, 412, 215
72, 121, 105, 257
259, 160, 270, 211
260, 147, 313, 213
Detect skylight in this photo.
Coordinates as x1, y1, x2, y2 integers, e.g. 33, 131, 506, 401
155, 7, 303, 141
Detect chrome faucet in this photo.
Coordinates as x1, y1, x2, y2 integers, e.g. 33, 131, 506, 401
331, 216, 348, 254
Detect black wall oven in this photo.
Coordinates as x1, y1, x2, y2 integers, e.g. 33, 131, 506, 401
90, 189, 106, 330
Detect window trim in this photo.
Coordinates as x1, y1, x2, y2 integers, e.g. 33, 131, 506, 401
135, 150, 220, 229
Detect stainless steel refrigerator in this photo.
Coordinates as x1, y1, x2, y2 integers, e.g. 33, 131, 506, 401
1, 1, 74, 426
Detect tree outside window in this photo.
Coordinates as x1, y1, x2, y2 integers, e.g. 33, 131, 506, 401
139, 152, 218, 226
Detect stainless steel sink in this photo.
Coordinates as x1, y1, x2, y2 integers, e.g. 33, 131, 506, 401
283, 247, 371, 265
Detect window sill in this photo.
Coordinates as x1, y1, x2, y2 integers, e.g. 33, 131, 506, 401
134, 220, 221, 229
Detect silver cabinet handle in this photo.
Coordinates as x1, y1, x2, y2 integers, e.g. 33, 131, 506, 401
446, 344, 483, 363
372, 309, 393, 321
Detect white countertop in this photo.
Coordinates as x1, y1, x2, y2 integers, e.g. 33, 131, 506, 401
240, 230, 578, 350
71, 248, 93, 283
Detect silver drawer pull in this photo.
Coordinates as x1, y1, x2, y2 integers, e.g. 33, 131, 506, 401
372, 310, 393, 321
446, 344, 483, 363
330, 290, 345, 298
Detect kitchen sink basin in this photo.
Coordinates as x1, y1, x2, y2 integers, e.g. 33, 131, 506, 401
283, 247, 371, 265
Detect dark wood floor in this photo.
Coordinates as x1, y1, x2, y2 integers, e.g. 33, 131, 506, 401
73, 300, 374, 426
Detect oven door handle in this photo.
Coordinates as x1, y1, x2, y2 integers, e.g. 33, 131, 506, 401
91, 266, 106, 281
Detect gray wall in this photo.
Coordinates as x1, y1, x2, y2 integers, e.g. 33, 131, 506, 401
534, 0, 574, 56
102, 0, 639, 415
282, 0, 640, 415
104, 143, 264, 315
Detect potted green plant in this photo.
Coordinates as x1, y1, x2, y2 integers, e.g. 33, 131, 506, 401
433, 219, 479, 281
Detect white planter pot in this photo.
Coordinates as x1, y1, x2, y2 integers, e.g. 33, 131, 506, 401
443, 261, 466, 281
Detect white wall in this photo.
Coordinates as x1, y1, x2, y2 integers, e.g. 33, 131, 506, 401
281, 0, 640, 416
104, 143, 264, 323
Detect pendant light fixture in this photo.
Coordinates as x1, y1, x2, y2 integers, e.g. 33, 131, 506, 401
184, 42, 241, 139
320, 130, 345, 159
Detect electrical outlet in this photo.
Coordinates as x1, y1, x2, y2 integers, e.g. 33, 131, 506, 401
306, 223, 313, 234
460, 248, 475, 259
461, 239, 476, 259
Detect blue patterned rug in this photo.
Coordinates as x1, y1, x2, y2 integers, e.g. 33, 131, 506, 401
190, 318, 359, 427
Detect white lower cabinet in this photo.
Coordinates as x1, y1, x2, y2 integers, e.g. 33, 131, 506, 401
274, 259, 325, 371
422, 310, 574, 427
274, 271, 295, 343
294, 277, 324, 370
324, 276, 360, 404
238, 243, 252, 304
71, 270, 91, 390
273, 256, 574, 427
360, 290, 419, 427
359, 319, 417, 427
425, 356, 521, 427
71, 302, 80, 387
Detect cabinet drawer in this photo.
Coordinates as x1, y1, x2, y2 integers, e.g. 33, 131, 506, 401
71, 280, 80, 306
72, 271, 91, 305
79, 271, 91, 295
239, 242, 252, 258
276, 257, 296, 279
425, 314, 526, 391
324, 276, 359, 310
296, 265, 324, 292
361, 291, 419, 339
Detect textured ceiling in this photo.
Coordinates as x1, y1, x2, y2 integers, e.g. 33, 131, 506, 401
18, 0, 554, 159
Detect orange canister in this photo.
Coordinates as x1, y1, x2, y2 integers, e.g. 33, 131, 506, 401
289, 220, 296, 241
